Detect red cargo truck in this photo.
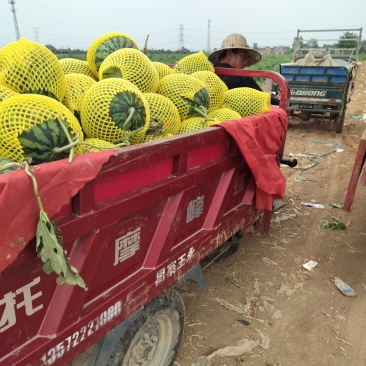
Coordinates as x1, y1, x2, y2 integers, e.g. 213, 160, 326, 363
0, 69, 292, 366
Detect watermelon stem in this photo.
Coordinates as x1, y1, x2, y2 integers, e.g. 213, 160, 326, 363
112, 108, 144, 145
194, 106, 215, 121
52, 120, 79, 163
0, 162, 22, 171
22, 159, 87, 290
23, 160, 44, 212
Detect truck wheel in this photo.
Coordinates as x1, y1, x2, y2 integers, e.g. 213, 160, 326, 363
107, 288, 185, 366
335, 105, 346, 133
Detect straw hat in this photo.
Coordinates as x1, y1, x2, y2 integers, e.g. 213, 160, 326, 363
208, 33, 262, 68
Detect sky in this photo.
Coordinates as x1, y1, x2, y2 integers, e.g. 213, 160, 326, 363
0, 0, 365, 52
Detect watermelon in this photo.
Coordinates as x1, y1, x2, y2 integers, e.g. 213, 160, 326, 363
79, 138, 115, 154
157, 74, 210, 120
0, 38, 66, 102
178, 117, 209, 134
0, 83, 17, 104
99, 48, 159, 93
0, 156, 19, 174
80, 78, 150, 144
59, 58, 97, 80
0, 94, 84, 164
143, 93, 181, 135
87, 32, 139, 78
63, 73, 97, 122
140, 132, 173, 143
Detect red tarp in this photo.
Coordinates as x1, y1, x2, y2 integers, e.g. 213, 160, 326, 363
218, 108, 288, 211
0, 149, 115, 272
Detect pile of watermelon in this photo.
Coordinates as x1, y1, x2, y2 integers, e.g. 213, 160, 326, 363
0, 32, 270, 167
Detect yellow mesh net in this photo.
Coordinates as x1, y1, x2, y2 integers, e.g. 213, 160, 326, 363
0, 38, 66, 102
0, 83, 17, 103
63, 73, 97, 121
99, 48, 159, 93
157, 74, 210, 120
59, 58, 97, 80
172, 51, 214, 74
152, 62, 174, 80
143, 92, 181, 135
223, 87, 271, 117
191, 71, 228, 111
79, 138, 115, 154
80, 78, 150, 145
207, 107, 241, 126
87, 32, 139, 78
0, 94, 84, 163
178, 117, 209, 134
140, 132, 173, 143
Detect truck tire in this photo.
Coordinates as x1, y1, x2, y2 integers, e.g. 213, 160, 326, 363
106, 288, 185, 366
335, 106, 346, 133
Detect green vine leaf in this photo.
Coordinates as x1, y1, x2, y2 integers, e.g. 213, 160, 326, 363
36, 211, 88, 290
22, 160, 87, 290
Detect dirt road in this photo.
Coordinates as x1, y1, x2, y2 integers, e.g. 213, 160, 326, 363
175, 62, 366, 366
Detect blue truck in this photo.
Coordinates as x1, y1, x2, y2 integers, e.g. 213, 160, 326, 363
280, 28, 362, 133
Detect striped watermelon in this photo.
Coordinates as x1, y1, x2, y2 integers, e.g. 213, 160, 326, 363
80, 78, 150, 144
87, 32, 139, 78
0, 94, 84, 164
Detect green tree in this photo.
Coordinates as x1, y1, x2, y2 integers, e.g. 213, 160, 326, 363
305, 38, 318, 48
337, 32, 359, 48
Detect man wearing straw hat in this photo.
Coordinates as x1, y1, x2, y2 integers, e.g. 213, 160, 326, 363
208, 33, 279, 105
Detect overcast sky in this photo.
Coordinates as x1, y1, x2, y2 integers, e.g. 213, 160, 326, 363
0, 0, 365, 52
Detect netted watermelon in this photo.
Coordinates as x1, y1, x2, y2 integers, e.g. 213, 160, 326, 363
172, 51, 214, 74
87, 32, 139, 79
140, 132, 173, 143
63, 73, 97, 122
0, 83, 17, 104
79, 138, 115, 154
143, 92, 181, 135
191, 70, 228, 111
178, 117, 209, 134
80, 78, 150, 144
207, 107, 241, 126
157, 74, 210, 120
152, 61, 174, 80
223, 87, 271, 117
99, 48, 159, 93
0, 94, 84, 164
59, 58, 97, 80
0, 38, 66, 102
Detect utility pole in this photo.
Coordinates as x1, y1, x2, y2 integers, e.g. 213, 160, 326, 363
206, 20, 211, 54
9, 0, 20, 41
33, 27, 39, 43
178, 24, 184, 51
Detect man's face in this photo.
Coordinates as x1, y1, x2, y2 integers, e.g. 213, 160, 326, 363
228, 49, 246, 69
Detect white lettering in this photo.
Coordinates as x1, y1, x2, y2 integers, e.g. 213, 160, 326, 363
290, 90, 327, 97
114, 228, 141, 266
0, 276, 43, 333
186, 196, 205, 223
